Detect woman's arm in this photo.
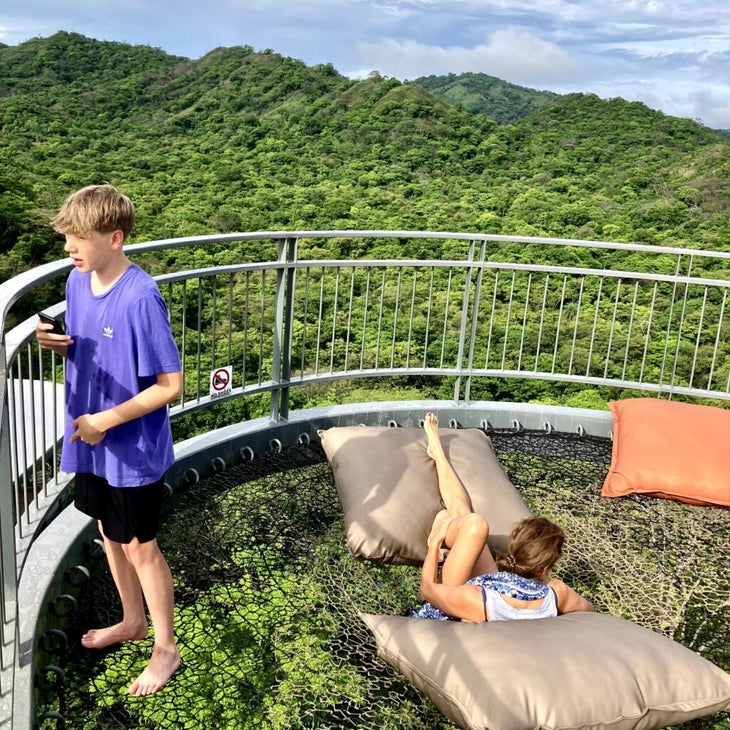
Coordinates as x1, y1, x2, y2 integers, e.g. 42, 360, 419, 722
420, 530, 485, 622
548, 578, 595, 614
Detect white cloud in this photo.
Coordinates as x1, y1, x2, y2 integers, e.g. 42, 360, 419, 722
0, 0, 729, 127
354, 27, 584, 84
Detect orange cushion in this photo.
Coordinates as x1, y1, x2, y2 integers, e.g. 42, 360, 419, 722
601, 398, 730, 508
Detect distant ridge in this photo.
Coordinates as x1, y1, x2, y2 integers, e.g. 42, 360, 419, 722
0, 31, 728, 279
409, 71, 559, 125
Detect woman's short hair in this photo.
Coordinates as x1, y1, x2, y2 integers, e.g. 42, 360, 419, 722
500, 516, 565, 580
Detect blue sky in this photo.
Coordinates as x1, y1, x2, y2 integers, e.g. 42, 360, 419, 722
1, 0, 729, 128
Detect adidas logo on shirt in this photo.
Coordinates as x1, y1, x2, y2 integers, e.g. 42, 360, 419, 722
103, 326, 114, 339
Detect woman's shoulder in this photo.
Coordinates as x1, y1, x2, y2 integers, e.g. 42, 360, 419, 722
548, 578, 595, 614
469, 571, 550, 600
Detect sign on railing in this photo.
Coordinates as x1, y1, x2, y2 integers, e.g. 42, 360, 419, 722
1, 231, 729, 726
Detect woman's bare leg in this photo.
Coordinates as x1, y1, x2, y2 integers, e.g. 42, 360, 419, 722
424, 412, 472, 519
439, 511, 498, 584
424, 413, 498, 583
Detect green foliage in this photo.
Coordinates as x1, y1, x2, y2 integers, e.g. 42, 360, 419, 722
1, 32, 729, 416
1, 31, 728, 270
410, 71, 559, 125
0, 171, 62, 278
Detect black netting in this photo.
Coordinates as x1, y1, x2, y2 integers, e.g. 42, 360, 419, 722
36, 430, 730, 729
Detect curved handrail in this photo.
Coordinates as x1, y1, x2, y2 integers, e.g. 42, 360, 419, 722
1, 230, 729, 726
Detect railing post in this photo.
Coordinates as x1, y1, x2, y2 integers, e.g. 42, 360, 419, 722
463, 241, 487, 404
270, 237, 297, 423
0, 344, 18, 705
453, 240, 479, 404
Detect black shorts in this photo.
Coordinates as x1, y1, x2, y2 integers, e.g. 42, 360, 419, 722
74, 472, 165, 544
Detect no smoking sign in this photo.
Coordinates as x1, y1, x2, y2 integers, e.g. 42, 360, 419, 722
209, 365, 233, 398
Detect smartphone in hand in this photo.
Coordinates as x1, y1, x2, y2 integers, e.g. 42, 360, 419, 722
38, 311, 66, 335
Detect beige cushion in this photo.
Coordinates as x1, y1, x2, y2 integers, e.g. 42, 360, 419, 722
361, 611, 730, 730
602, 398, 730, 507
319, 425, 530, 565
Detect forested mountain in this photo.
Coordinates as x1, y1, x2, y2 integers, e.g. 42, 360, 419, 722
1, 31, 729, 284
410, 71, 559, 124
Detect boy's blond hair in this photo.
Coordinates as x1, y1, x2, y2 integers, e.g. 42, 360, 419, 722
51, 184, 135, 240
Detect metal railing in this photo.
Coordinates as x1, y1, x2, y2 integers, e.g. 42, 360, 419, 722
1, 230, 730, 725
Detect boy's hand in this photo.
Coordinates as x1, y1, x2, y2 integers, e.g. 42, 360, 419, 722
70, 414, 107, 445
36, 320, 73, 354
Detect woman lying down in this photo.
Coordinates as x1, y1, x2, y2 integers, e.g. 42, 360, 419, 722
414, 413, 594, 622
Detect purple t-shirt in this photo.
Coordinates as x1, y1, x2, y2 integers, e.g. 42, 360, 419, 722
61, 264, 182, 487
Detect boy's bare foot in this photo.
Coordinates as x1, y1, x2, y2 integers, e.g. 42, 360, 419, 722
428, 508, 453, 547
81, 620, 148, 649
128, 643, 181, 696
424, 412, 445, 461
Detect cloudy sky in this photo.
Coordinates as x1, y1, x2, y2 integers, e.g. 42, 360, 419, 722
1, 0, 729, 129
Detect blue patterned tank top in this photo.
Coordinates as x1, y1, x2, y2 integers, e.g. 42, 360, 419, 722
412, 571, 552, 621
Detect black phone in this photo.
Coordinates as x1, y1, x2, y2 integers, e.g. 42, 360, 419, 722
38, 311, 66, 335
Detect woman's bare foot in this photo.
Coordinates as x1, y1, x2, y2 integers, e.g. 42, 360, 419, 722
424, 412, 445, 461
81, 620, 148, 650
428, 509, 453, 547
128, 643, 181, 696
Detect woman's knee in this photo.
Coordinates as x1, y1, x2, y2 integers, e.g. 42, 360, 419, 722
456, 512, 489, 542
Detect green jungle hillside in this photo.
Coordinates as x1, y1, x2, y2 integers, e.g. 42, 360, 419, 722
1, 31, 729, 286
410, 71, 559, 124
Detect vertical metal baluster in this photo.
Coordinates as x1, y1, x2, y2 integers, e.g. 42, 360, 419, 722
517, 272, 532, 373
585, 277, 603, 377
178, 281, 187, 406
669, 256, 693, 392
613, 280, 628, 381
360, 268, 371, 372
390, 268, 403, 370
436, 269, 448, 369
258, 270, 266, 386
300, 268, 311, 377
344, 268, 356, 373
25, 344, 40, 511
501, 271, 516, 371
707, 290, 726, 392
375, 269, 386, 371
242, 271, 250, 389
568, 277, 585, 376
227, 273, 234, 368
639, 282, 658, 386
330, 267, 340, 374
210, 275, 217, 370
551, 277, 568, 375
534, 274, 550, 372
315, 269, 325, 376
196, 279, 203, 401
484, 270, 498, 371
688, 287, 708, 390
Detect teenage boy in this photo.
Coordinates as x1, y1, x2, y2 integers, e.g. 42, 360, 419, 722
36, 184, 183, 696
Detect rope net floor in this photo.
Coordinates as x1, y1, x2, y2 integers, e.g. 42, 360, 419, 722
37, 430, 730, 729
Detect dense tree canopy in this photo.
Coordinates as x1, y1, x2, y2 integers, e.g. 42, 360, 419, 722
411, 71, 559, 124
1, 32, 728, 412
0, 31, 728, 271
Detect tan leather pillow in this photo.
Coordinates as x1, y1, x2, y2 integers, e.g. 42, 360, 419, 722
319, 425, 530, 565
602, 398, 730, 507
361, 611, 730, 730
